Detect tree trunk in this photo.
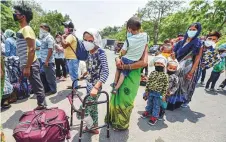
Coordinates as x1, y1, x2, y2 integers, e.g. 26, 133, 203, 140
153, 22, 159, 45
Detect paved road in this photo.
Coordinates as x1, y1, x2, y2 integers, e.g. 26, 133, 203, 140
1, 49, 226, 142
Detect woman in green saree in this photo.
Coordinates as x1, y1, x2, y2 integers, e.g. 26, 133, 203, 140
107, 46, 148, 130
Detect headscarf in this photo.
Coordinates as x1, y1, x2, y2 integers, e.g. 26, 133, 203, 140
4, 29, 16, 39
174, 22, 202, 62
84, 28, 103, 48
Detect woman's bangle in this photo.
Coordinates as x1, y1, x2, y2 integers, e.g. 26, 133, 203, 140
129, 64, 131, 70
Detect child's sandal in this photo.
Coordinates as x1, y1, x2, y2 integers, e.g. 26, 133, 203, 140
111, 88, 118, 94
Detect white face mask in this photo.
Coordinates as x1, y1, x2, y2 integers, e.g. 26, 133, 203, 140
204, 39, 215, 48
83, 41, 95, 51
39, 28, 48, 39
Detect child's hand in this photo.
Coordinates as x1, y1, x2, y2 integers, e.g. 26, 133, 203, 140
143, 92, 149, 101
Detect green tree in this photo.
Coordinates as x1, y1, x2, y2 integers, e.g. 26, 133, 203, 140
40, 10, 65, 36
189, 0, 226, 34
0, 3, 18, 32
159, 11, 191, 41
100, 26, 120, 38
140, 0, 183, 44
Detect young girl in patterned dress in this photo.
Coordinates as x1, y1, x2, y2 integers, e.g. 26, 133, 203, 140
77, 28, 109, 134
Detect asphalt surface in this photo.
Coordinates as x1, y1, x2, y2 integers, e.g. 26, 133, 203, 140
1, 49, 226, 142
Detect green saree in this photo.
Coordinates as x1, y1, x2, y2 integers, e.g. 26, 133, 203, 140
107, 68, 141, 130
1, 56, 4, 100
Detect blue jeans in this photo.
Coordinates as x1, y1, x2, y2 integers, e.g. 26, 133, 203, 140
145, 91, 161, 118
121, 57, 135, 77
43, 63, 57, 92
67, 59, 79, 88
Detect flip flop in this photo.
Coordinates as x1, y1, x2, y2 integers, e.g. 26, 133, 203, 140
84, 127, 99, 134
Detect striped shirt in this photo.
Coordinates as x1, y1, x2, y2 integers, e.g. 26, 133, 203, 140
16, 26, 37, 68
40, 34, 55, 63
86, 48, 109, 88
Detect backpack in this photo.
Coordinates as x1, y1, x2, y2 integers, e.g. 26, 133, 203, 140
69, 35, 88, 61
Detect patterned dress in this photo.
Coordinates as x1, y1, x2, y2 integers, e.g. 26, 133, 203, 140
145, 71, 169, 98
77, 48, 109, 126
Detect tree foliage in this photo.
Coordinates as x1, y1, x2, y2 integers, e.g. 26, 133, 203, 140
1, 0, 71, 37
0, 3, 19, 32
101, 0, 226, 46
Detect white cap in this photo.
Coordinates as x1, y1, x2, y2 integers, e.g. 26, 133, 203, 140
153, 54, 167, 67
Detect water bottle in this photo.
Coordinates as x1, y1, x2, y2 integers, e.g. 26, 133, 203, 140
83, 114, 93, 129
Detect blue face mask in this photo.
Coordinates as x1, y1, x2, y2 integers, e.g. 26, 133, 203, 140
127, 32, 133, 38
187, 30, 197, 38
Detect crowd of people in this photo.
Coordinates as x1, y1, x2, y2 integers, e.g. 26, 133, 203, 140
0, 4, 226, 138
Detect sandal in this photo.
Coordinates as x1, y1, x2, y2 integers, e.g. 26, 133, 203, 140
111, 88, 118, 95
1, 100, 11, 109
84, 127, 99, 134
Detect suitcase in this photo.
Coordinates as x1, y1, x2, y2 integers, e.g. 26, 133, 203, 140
13, 107, 71, 142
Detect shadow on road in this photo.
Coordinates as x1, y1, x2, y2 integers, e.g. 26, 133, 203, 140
165, 107, 205, 123
71, 127, 92, 142
137, 117, 168, 132
217, 90, 226, 96
205, 90, 218, 95
99, 127, 129, 142
2, 110, 23, 130
49, 90, 84, 104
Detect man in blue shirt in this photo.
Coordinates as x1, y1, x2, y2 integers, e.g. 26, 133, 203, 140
39, 23, 57, 95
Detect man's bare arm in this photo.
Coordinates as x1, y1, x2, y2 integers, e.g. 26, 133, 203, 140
25, 38, 36, 68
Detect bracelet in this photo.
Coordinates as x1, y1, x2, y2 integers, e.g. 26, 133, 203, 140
94, 86, 99, 90
129, 64, 131, 70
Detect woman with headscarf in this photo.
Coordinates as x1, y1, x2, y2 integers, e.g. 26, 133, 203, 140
77, 28, 109, 134
107, 32, 149, 131
4, 29, 16, 57
167, 22, 203, 110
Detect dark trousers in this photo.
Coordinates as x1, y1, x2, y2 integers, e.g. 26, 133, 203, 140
206, 71, 221, 89
141, 65, 148, 76
219, 79, 226, 88
25, 60, 46, 106
201, 68, 206, 82
55, 58, 67, 78
43, 63, 57, 92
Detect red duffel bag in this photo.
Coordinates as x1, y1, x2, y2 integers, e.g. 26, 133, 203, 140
13, 107, 71, 142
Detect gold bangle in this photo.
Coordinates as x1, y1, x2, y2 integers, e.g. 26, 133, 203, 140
129, 64, 131, 70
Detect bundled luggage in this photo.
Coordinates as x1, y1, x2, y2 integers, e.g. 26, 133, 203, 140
13, 107, 71, 142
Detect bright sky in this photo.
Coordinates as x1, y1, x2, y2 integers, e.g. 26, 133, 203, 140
36, 0, 148, 39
